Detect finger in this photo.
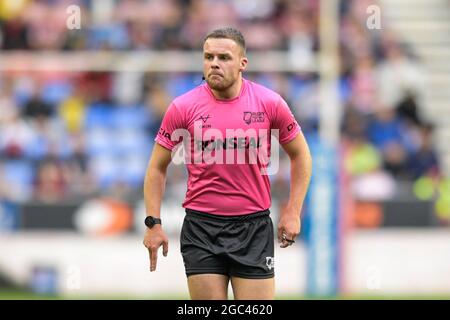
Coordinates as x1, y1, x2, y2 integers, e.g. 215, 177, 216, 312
280, 239, 295, 248
284, 231, 296, 242
147, 247, 152, 270
282, 231, 289, 244
283, 229, 296, 240
150, 246, 158, 272
277, 226, 284, 243
162, 239, 169, 257
280, 240, 290, 248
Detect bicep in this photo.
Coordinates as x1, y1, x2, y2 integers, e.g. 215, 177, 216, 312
148, 143, 173, 172
280, 131, 311, 160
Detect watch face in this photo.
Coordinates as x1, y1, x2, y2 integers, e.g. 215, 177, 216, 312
145, 216, 155, 228
145, 216, 161, 228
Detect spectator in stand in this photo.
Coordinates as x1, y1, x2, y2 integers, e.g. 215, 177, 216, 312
144, 83, 172, 137
376, 41, 425, 110
396, 90, 423, 127
62, 133, 97, 198
343, 131, 397, 201
367, 105, 412, 178
0, 101, 35, 159
34, 157, 68, 203
59, 83, 87, 134
408, 124, 440, 179
349, 56, 378, 114
22, 86, 54, 119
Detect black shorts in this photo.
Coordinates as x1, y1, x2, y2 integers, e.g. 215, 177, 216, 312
180, 208, 275, 279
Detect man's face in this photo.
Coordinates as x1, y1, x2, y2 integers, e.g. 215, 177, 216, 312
203, 38, 247, 91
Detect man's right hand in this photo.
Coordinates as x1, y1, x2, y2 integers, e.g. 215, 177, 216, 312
143, 225, 169, 272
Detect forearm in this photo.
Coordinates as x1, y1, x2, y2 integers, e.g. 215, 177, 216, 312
143, 166, 167, 218
285, 153, 312, 216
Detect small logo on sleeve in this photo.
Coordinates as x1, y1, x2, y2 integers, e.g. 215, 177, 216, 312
158, 127, 171, 139
286, 121, 297, 132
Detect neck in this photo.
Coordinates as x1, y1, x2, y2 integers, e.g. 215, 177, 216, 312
211, 76, 243, 100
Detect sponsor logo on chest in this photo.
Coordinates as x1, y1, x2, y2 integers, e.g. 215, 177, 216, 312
243, 111, 265, 125
197, 114, 212, 128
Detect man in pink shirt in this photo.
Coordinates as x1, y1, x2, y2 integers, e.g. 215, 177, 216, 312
143, 27, 312, 300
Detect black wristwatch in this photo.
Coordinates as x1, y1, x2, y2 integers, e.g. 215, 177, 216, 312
145, 216, 162, 229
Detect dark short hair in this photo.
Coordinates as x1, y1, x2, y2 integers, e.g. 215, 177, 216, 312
203, 27, 246, 54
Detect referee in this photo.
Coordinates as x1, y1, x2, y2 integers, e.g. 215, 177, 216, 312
143, 27, 312, 300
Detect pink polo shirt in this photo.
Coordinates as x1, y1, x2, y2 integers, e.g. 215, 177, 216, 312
154, 78, 300, 215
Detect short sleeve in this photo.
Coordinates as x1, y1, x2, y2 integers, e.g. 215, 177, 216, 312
271, 96, 301, 144
154, 102, 185, 151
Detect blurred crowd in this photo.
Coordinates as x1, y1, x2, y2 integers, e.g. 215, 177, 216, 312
0, 0, 444, 207
0, 0, 319, 51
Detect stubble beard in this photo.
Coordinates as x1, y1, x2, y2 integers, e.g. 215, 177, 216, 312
206, 75, 235, 92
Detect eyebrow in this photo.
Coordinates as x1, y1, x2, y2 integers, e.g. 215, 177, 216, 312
204, 51, 233, 57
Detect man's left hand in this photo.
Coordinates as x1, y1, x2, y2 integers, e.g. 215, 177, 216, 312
277, 206, 301, 248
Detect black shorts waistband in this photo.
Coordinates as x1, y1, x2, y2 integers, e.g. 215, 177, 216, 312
185, 208, 270, 222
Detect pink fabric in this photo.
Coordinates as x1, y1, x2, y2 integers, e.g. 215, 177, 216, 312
154, 78, 301, 215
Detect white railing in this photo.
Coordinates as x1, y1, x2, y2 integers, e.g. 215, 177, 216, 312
0, 51, 317, 72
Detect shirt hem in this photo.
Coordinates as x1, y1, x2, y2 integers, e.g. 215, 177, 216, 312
183, 205, 270, 216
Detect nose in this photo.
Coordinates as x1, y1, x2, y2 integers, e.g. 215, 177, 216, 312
211, 65, 219, 70
210, 56, 220, 68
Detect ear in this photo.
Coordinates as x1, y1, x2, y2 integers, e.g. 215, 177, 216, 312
240, 56, 248, 72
